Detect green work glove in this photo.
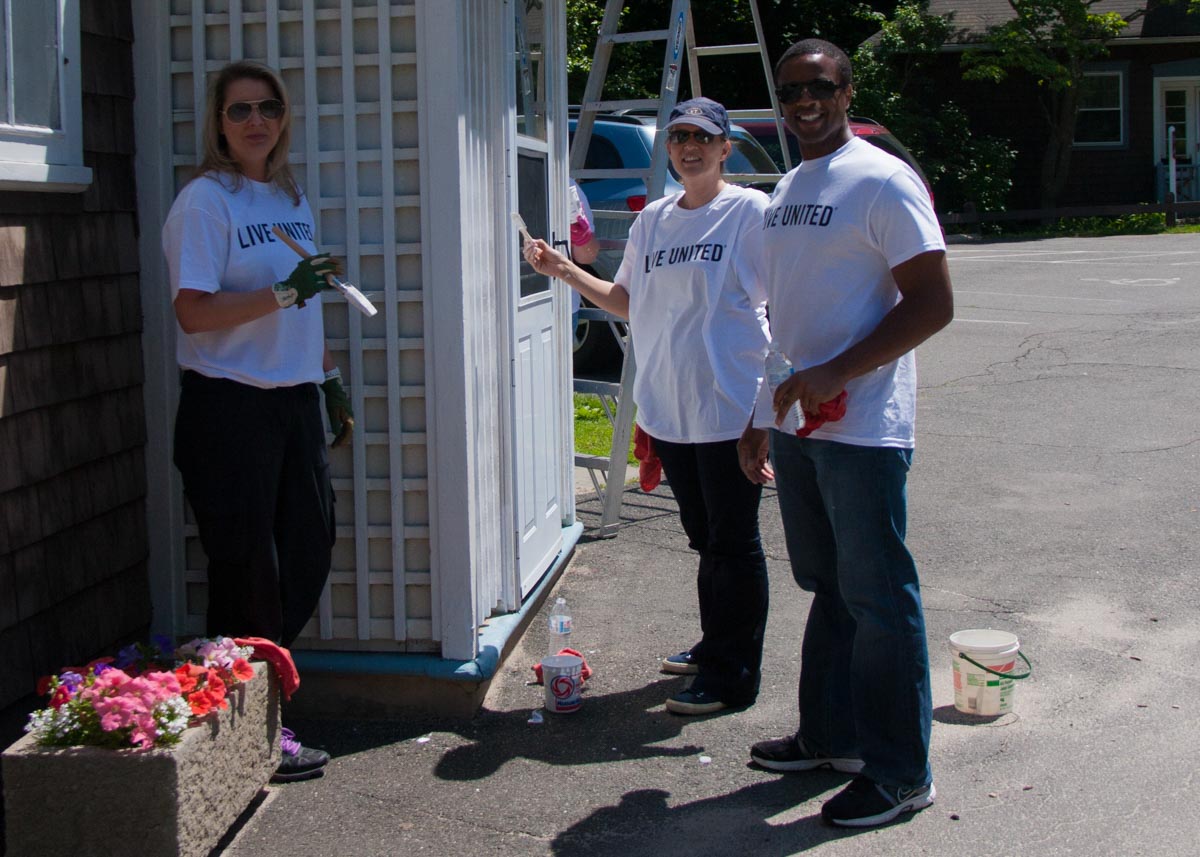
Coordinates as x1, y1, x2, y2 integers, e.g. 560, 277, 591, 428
320, 367, 354, 448
272, 256, 342, 309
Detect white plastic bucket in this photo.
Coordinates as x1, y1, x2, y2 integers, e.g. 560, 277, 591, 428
949, 629, 1030, 716
541, 654, 583, 713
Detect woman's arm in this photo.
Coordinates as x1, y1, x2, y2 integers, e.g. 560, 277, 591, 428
173, 286, 280, 334
523, 237, 630, 320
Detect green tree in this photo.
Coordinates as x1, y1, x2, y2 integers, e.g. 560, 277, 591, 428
852, 1, 1017, 212
565, 0, 896, 105
959, 0, 1134, 210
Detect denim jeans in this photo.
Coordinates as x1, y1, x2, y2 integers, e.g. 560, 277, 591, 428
651, 435, 769, 705
769, 431, 932, 788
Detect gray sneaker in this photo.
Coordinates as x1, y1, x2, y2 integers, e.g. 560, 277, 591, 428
749, 735, 864, 774
821, 774, 936, 827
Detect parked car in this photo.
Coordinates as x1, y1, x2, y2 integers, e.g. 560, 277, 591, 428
567, 114, 781, 373
735, 114, 933, 203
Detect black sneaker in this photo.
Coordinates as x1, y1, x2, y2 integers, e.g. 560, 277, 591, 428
665, 686, 729, 715
661, 650, 700, 675
271, 727, 330, 783
749, 735, 864, 774
821, 774, 936, 828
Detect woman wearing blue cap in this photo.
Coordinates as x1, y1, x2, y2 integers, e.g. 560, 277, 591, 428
524, 97, 771, 715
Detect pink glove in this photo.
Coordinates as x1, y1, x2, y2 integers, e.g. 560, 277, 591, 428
570, 214, 594, 246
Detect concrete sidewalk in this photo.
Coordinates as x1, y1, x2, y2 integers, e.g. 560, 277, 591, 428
220, 234, 1200, 857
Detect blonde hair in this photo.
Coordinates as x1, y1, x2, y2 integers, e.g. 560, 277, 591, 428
196, 60, 301, 204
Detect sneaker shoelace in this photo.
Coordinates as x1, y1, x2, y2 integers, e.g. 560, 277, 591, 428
280, 726, 302, 756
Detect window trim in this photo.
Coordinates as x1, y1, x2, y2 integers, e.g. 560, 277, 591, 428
0, 0, 91, 192
1073, 66, 1128, 150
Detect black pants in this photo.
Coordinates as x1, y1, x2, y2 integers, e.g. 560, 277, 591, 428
652, 435, 769, 705
173, 371, 335, 647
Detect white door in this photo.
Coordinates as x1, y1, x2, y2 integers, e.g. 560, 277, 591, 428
1163, 83, 1200, 201
511, 0, 564, 596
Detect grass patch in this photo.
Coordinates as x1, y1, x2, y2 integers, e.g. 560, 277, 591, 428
574, 393, 637, 465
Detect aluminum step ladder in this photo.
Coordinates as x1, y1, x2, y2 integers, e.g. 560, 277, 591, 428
570, 0, 775, 537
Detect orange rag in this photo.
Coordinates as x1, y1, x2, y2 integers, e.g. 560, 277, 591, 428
234, 637, 300, 701
531, 647, 594, 685
633, 425, 662, 492
797, 390, 848, 438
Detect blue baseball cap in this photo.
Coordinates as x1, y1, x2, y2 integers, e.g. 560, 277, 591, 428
665, 97, 730, 137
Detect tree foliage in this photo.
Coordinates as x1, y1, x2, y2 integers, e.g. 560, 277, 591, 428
565, 0, 896, 104
959, 0, 1134, 210
852, 1, 1017, 212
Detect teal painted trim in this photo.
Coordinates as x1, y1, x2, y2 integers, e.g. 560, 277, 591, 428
293, 521, 584, 684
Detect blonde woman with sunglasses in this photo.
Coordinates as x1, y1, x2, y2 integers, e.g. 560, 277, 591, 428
162, 60, 345, 783
524, 97, 772, 717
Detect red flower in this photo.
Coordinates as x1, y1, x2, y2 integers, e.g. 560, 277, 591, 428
174, 663, 204, 694
231, 658, 254, 682
187, 689, 215, 717
49, 686, 72, 710
36, 676, 53, 697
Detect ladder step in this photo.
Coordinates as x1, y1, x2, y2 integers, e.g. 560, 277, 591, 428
575, 307, 624, 322
692, 43, 761, 57
574, 453, 611, 470
600, 29, 671, 45
583, 98, 661, 113
572, 168, 652, 181
574, 379, 623, 397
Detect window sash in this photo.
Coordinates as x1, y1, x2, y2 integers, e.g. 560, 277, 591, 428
1074, 71, 1124, 146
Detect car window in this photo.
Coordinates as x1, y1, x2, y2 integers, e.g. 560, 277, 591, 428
583, 134, 623, 171
727, 133, 778, 174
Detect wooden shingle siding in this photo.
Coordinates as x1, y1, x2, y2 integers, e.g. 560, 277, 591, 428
0, 1, 147, 708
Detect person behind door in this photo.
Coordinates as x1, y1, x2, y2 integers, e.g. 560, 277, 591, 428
524, 97, 771, 715
163, 59, 353, 782
738, 39, 953, 827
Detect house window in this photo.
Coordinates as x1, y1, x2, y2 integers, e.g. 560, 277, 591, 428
0, 0, 91, 191
1074, 71, 1124, 147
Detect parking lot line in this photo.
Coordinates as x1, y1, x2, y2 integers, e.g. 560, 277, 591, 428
956, 289, 1127, 303
952, 318, 1031, 325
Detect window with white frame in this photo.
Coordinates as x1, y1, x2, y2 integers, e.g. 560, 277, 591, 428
0, 0, 91, 191
1074, 70, 1124, 147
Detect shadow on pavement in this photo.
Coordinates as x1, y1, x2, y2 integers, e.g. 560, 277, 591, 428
550, 775, 906, 856
433, 678, 705, 780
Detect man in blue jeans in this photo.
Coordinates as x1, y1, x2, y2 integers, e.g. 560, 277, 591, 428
738, 38, 954, 828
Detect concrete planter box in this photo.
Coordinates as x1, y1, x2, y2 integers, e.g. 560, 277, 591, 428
2, 662, 280, 857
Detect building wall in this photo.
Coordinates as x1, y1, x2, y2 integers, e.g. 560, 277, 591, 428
0, 3, 149, 708
933, 43, 1198, 210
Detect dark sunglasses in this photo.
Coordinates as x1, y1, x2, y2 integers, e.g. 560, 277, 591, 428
222, 98, 285, 123
774, 79, 846, 104
667, 129, 719, 145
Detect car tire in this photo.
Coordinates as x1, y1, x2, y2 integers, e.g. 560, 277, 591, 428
572, 301, 626, 375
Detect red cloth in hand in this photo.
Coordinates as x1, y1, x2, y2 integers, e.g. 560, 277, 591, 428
796, 390, 848, 438
234, 637, 300, 701
531, 647, 594, 685
633, 425, 662, 492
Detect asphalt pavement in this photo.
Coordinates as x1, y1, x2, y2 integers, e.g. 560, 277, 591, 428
222, 233, 1200, 857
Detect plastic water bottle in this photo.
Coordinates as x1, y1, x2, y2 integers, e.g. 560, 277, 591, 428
764, 340, 803, 435
547, 597, 572, 655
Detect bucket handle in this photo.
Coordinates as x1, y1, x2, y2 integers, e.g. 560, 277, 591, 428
957, 650, 1032, 680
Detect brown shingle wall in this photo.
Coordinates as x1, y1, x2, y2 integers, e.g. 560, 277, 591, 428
0, 2, 148, 708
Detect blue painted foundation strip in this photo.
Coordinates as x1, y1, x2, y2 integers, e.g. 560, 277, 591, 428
293, 522, 584, 683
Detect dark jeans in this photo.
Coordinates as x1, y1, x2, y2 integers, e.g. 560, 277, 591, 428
652, 435, 769, 705
770, 431, 932, 789
173, 371, 335, 647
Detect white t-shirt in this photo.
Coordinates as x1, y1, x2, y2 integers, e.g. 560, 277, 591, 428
162, 172, 326, 389
754, 137, 945, 448
615, 184, 770, 444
